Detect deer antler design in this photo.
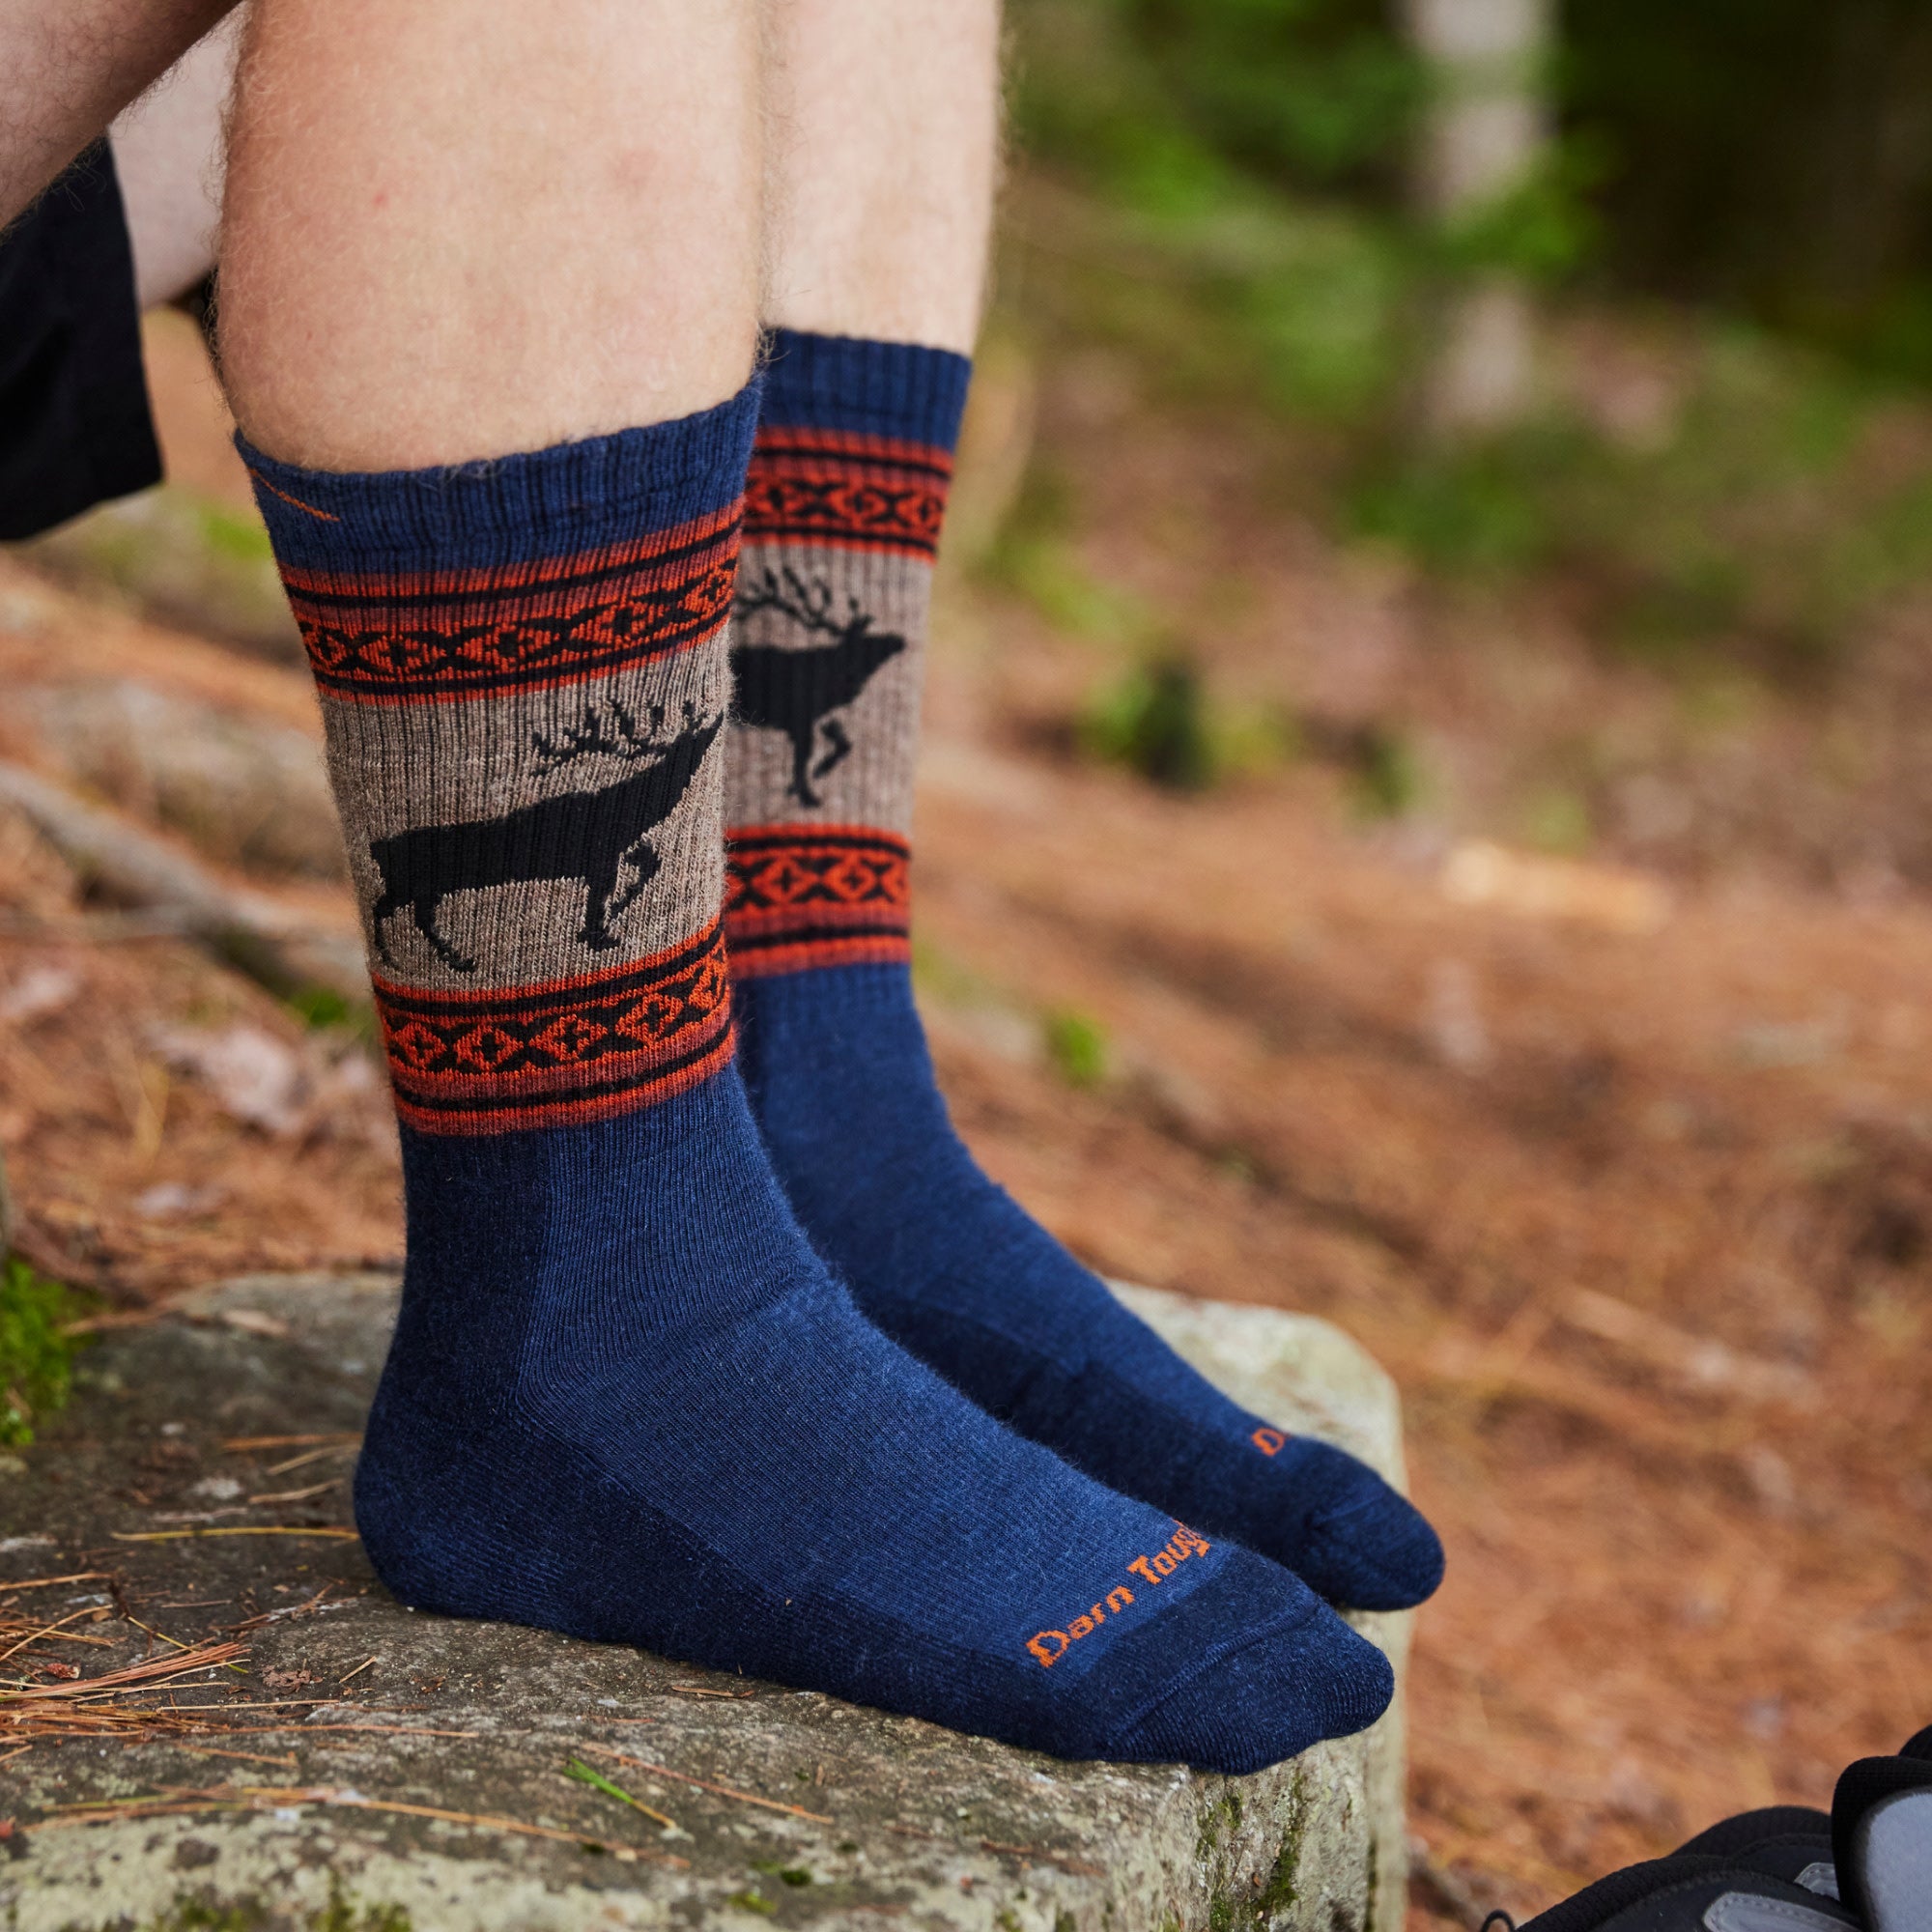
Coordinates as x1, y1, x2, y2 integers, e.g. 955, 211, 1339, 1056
734, 565, 879, 643
530, 698, 710, 775
728, 569, 908, 809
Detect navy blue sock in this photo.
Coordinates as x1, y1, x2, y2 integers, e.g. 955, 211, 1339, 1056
246, 392, 1395, 1771
725, 331, 1442, 1612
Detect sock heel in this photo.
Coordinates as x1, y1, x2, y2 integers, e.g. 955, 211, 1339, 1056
352, 1384, 558, 1626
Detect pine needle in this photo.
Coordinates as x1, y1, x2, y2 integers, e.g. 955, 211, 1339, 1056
0, 1638, 245, 1704
575, 1741, 833, 1823
110, 1526, 356, 1543
564, 1756, 682, 1833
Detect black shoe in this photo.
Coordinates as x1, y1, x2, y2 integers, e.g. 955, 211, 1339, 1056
1674, 1804, 1838, 1899
1516, 1854, 1859, 1931
1833, 1725, 1932, 1932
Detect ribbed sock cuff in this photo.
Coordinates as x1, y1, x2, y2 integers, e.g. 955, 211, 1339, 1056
758, 329, 970, 452
236, 381, 763, 574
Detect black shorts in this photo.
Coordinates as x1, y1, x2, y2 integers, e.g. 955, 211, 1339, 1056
0, 140, 162, 541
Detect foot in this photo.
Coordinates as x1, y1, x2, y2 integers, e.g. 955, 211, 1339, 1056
734, 965, 1444, 1612
355, 1067, 1394, 1772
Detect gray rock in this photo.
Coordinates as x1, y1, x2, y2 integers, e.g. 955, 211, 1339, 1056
2, 1272, 1411, 1931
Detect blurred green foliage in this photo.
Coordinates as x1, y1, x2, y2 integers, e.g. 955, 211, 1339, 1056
1013, 0, 1416, 213
984, 465, 1153, 639
1082, 657, 1216, 789
1348, 331, 1932, 670
1015, 0, 1932, 380
998, 0, 1932, 685
1012, 0, 1595, 281
1346, 724, 1426, 821
1044, 1009, 1112, 1088
198, 500, 278, 564
1521, 784, 1594, 854
284, 982, 381, 1049
1080, 656, 1294, 790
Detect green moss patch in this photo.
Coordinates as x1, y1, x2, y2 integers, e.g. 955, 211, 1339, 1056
0, 1255, 90, 1447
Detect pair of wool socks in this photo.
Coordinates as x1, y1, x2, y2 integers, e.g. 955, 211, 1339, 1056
242, 337, 1432, 1776
726, 330, 1444, 1614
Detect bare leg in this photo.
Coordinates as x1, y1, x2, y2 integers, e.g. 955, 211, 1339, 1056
109, 9, 240, 308
0, 0, 235, 226
760, 0, 1001, 353
218, 0, 761, 470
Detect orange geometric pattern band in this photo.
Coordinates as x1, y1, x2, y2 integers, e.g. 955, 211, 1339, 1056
374, 921, 733, 1134
744, 430, 952, 558
280, 506, 741, 705
723, 825, 912, 979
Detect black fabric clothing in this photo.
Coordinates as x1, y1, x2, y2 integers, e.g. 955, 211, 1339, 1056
0, 141, 161, 540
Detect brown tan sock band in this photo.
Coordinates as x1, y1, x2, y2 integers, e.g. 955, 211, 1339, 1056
723, 330, 970, 978
244, 390, 759, 1132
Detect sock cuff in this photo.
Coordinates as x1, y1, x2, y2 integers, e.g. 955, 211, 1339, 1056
236, 381, 762, 574
758, 329, 970, 453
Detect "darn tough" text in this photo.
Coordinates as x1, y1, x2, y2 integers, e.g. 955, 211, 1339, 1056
1026, 1524, 1212, 1668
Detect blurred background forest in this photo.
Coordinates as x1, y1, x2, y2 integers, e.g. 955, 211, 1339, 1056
5, 2, 1932, 1924
992, 0, 1932, 879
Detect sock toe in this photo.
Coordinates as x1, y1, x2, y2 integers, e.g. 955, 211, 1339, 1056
1287, 1449, 1445, 1610
1104, 1599, 1395, 1775
736, 959, 1449, 1620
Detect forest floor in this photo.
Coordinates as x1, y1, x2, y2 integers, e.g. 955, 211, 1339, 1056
2, 302, 1929, 1925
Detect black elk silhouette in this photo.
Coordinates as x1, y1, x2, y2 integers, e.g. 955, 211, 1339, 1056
368, 700, 722, 973
729, 567, 906, 808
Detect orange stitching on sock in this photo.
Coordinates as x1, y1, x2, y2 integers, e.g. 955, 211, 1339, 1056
247, 470, 341, 522
1252, 1426, 1287, 1456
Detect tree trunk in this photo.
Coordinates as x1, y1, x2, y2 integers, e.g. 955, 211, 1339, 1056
1402, 0, 1553, 436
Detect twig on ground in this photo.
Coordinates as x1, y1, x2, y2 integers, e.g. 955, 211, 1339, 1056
1408, 1837, 1505, 1931
1561, 1287, 1814, 1406
0, 759, 367, 1003
0, 1694, 336, 1743
56, 1310, 167, 1337
0, 1619, 113, 1654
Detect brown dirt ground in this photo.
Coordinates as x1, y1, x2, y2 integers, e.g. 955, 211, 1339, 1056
3, 317, 1929, 1926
